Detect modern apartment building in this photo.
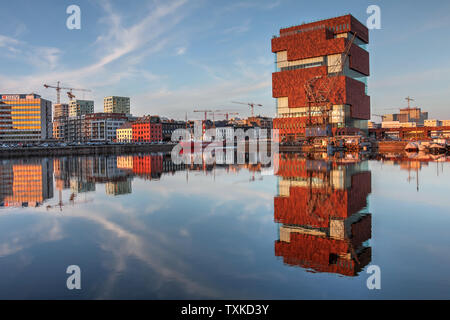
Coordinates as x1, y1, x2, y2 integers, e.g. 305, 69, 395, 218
104, 96, 130, 114
69, 99, 94, 118
66, 116, 87, 142
0, 94, 52, 142
54, 103, 69, 119
65, 113, 130, 142
271, 15, 370, 142
53, 103, 69, 140
85, 113, 129, 142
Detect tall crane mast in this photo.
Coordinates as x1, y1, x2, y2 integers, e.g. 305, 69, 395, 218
43, 81, 91, 104
405, 96, 415, 110
304, 33, 356, 129
231, 101, 262, 118
193, 109, 213, 136
193, 110, 213, 123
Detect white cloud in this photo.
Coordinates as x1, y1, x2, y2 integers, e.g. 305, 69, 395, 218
0, 0, 275, 119
176, 46, 187, 55
0, 0, 190, 105
223, 19, 251, 34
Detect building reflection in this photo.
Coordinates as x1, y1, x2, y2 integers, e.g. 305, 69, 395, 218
274, 153, 372, 276
2, 152, 448, 212
0, 158, 53, 208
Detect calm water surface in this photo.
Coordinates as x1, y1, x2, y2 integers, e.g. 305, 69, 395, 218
0, 152, 449, 299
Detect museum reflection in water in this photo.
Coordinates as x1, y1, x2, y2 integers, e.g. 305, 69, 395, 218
5, 152, 441, 277
273, 153, 372, 276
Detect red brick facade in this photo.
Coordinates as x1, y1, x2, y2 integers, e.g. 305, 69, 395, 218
132, 155, 163, 180
274, 154, 372, 276
272, 15, 370, 141
132, 121, 162, 143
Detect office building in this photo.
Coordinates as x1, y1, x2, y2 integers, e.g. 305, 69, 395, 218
104, 96, 130, 114
0, 158, 53, 208
271, 15, 370, 142
0, 94, 52, 142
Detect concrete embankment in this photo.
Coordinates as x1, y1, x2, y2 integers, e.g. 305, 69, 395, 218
0, 144, 175, 158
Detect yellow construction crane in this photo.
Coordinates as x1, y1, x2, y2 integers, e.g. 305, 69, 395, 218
43, 81, 91, 104
231, 101, 262, 118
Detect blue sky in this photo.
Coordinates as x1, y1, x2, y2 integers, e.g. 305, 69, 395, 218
0, 0, 449, 120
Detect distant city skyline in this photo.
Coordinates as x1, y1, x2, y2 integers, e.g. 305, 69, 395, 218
0, 0, 449, 120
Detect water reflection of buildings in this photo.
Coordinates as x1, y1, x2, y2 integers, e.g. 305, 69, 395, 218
0, 159, 53, 208
52, 154, 187, 200
274, 154, 372, 276
2, 152, 274, 210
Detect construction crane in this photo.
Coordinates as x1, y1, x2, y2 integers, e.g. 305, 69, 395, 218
193, 109, 213, 136
43, 81, 91, 104
405, 96, 415, 109
304, 33, 356, 131
46, 192, 92, 211
216, 111, 240, 121
231, 101, 262, 118
67, 91, 76, 100
208, 110, 222, 128
193, 109, 212, 122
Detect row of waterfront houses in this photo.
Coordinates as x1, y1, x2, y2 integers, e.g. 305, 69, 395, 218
0, 93, 273, 144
